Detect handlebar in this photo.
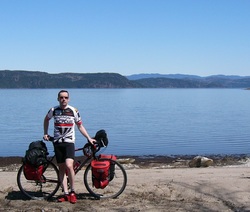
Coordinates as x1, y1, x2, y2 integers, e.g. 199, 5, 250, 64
45, 136, 95, 146
44, 135, 101, 158
48, 136, 54, 142
44, 130, 108, 158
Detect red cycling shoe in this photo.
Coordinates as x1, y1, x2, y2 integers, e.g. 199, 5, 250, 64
69, 191, 77, 204
57, 194, 70, 202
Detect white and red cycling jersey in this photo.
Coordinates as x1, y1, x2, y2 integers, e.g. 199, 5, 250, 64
46, 105, 82, 143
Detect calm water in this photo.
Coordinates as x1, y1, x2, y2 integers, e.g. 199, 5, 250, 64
1, 88, 250, 157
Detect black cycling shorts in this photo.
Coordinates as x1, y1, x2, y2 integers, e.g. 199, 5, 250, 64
53, 142, 75, 164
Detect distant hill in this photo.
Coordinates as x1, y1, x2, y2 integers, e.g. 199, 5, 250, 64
1, 70, 250, 88
0, 70, 138, 88
127, 73, 250, 88
126, 73, 203, 80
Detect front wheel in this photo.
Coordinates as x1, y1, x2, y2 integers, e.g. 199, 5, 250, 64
17, 161, 60, 200
84, 159, 127, 199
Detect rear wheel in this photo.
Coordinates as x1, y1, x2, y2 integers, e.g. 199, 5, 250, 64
84, 159, 127, 199
17, 161, 60, 200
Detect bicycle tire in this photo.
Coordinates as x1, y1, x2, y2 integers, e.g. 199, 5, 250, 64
84, 159, 127, 199
17, 161, 60, 200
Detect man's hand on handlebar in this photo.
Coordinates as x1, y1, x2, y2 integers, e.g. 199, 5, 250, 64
43, 134, 50, 141
88, 138, 96, 145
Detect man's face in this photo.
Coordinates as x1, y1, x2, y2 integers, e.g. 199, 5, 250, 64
58, 92, 69, 107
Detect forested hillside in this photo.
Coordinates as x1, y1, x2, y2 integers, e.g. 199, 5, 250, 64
1, 70, 250, 88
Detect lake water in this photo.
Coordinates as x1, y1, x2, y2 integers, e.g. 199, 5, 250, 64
1, 88, 250, 157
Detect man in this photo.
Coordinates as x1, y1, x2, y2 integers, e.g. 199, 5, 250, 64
43, 90, 95, 204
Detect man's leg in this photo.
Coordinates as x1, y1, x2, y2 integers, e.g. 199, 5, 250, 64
65, 158, 77, 203
65, 158, 75, 191
58, 163, 68, 193
57, 162, 71, 202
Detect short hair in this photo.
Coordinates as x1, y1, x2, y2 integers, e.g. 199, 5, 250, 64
58, 90, 69, 98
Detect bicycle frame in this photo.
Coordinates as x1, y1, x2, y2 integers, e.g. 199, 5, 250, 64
45, 146, 93, 175
73, 147, 93, 174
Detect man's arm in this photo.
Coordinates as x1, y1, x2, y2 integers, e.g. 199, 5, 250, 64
77, 124, 95, 144
43, 116, 50, 141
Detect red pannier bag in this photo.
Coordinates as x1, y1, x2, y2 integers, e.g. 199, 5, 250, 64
99, 154, 117, 181
23, 163, 44, 181
91, 160, 110, 189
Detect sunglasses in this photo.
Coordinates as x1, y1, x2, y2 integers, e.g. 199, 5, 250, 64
59, 96, 69, 100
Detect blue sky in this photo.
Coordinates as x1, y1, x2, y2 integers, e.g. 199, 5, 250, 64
0, 0, 249, 76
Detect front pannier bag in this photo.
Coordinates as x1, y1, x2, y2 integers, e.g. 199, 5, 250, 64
91, 160, 110, 189
98, 154, 117, 181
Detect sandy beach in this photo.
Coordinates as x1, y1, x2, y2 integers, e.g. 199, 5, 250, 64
1, 156, 250, 211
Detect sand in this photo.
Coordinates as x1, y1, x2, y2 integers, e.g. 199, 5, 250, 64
1, 157, 250, 212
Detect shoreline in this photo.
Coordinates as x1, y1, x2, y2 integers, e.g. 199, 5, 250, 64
1, 154, 249, 169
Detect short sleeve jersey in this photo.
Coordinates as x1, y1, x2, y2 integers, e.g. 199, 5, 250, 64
46, 105, 82, 143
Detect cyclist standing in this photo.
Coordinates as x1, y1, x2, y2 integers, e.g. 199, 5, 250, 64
43, 90, 95, 203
